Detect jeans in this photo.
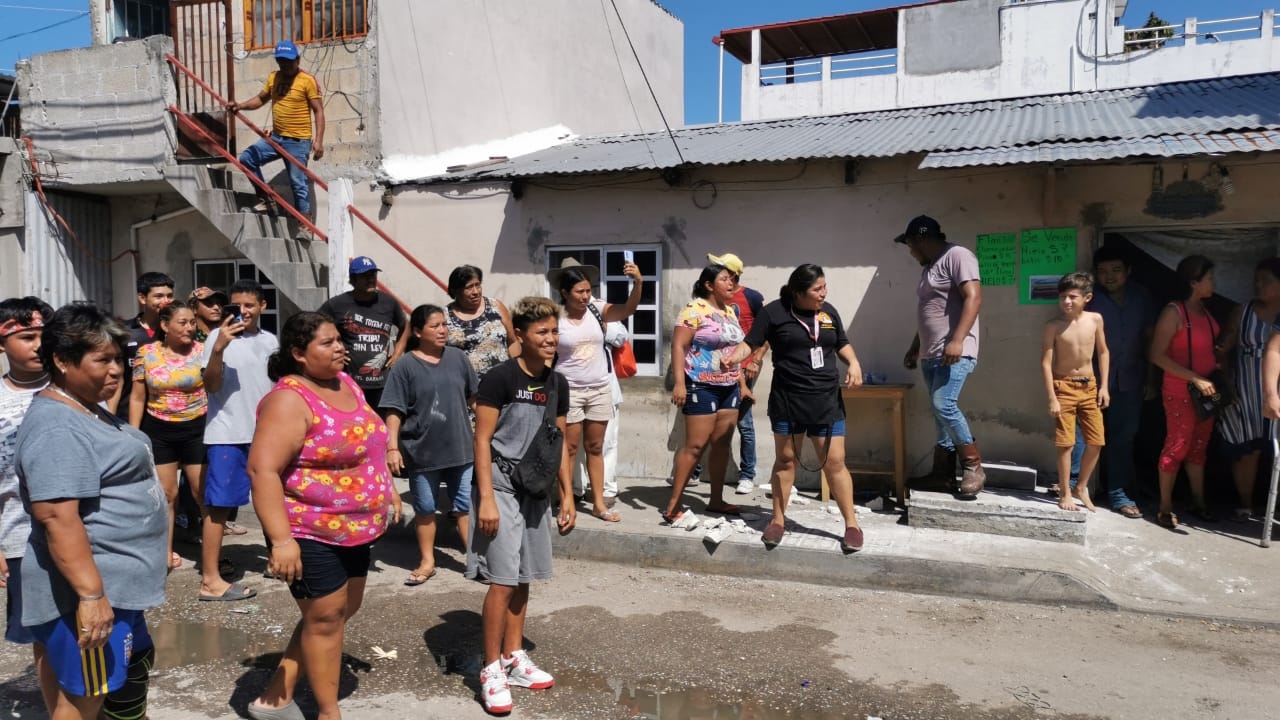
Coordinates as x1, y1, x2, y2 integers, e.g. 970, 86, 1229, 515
738, 377, 758, 481
239, 134, 312, 214
920, 357, 977, 450
1070, 387, 1142, 508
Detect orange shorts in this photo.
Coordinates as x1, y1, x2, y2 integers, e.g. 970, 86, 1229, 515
1053, 377, 1106, 448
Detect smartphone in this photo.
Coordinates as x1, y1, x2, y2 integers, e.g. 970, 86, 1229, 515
623, 250, 635, 265
222, 304, 243, 324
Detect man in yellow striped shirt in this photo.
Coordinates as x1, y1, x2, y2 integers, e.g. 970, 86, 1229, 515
228, 40, 326, 239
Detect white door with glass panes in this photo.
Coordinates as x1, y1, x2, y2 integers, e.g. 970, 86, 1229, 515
546, 246, 661, 376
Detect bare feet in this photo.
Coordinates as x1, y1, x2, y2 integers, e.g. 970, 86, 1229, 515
1073, 487, 1097, 512
1058, 496, 1080, 511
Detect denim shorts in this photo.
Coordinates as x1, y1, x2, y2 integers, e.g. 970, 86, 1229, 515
770, 418, 846, 437
410, 464, 473, 515
288, 538, 373, 600
683, 380, 741, 416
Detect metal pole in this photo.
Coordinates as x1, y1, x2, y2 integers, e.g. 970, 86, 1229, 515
1263, 421, 1279, 547
716, 37, 724, 124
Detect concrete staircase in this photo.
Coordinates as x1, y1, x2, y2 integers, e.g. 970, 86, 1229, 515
164, 163, 328, 310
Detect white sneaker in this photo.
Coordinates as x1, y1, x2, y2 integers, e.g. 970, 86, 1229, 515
735, 479, 754, 495
480, 660, 513, 713
502, 649, 554, 690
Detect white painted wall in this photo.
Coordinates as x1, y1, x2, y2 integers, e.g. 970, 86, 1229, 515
744, 0, 1280, 120
376, 0, 683, 182
350, 154, 1280, 483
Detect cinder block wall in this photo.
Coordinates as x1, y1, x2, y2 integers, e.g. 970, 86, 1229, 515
17, 36, 177, 187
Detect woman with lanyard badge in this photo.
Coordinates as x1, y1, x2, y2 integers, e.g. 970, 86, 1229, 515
727, 264, 866, 552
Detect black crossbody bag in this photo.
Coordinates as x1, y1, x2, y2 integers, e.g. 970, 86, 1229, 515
1179, 302, 1235, 420
495, 374, 563, 499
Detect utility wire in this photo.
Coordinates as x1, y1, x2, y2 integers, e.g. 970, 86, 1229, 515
608, 0, 686, 166
0, 5, 86, 12
0, 11, 88, 44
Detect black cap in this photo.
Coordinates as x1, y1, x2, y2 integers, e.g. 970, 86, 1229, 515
894, 215, 944, 243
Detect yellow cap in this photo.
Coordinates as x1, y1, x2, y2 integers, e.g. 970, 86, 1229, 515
707, 252, 744, 275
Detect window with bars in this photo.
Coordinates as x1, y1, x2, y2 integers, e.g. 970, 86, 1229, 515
246, 0, 369, 51
111, 0, 169, 42
546, 246, 662, 377
193, 259, 281, 335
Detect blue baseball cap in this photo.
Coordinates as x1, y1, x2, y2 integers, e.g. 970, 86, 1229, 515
349, 256, 381, 275
274, 40, 300, 60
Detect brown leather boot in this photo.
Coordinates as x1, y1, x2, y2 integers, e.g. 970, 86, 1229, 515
907, 446, 956, 491
956, 443, 986, 498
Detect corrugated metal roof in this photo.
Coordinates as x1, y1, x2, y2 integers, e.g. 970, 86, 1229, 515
920, 130, 1280, 168
426, 73, 1280, 182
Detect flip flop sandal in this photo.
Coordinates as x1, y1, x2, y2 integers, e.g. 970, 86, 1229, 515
705, 504, 742, 516
591, 509, 622, 522
404, 569, 438, 586
660, 508, 686, 525
1117, 505, 1142, 519
199, 582, 257, 602
1156, 512, 1178, 529
223, 522, 249, 536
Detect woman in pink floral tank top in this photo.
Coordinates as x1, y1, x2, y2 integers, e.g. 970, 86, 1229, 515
247, 312, 402, 720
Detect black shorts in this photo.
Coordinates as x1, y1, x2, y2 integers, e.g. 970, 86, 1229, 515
141, 414, 207, 465
288, 538, 373, 600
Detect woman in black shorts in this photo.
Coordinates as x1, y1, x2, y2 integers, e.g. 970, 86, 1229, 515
727, 264, 867, 552
128, 302, 208, 571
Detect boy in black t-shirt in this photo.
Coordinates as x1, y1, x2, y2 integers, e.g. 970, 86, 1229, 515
467, 296, 574, 715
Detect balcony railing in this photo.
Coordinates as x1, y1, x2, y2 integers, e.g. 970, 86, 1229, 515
1122, 12, 1276, 50
759, 49, 898, 86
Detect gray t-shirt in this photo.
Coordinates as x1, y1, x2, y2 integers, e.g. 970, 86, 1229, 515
379, 347, 478, 472
17, 397, 167, 624
475, 360, 569, 494
916, 243, 982, 360
201, 328, 278, 445
0, 382, 43, 559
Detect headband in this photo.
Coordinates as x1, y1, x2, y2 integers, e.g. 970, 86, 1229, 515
0, 311, 45, 339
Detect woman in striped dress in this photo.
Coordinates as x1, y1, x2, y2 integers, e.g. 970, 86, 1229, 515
1218, 258, 1280, 521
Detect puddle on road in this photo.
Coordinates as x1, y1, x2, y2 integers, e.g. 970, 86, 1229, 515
150, 620, 275, 668
430, 652, 842, 719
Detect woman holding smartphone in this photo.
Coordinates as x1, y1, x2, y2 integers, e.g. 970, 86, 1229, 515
129, 302, 208, 571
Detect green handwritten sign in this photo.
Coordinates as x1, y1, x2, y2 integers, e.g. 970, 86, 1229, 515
1019, 227, 1077, 305
975, 233, 1017, 286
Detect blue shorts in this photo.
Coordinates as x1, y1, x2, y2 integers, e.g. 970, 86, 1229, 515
29, 609, 151, 698
4, 556, 34, 644
683, 380, 740, 416
770, 418, 846, 437
410, 464, 473, 515
205, 444, 251, 508
288, 538, 372, 600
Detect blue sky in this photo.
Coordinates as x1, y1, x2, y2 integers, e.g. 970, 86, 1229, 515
0, 0, 1272, 124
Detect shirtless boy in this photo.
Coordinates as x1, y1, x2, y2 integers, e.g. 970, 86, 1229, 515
1041, 272, 1111, 511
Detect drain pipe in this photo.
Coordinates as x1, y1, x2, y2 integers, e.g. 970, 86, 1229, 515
714, 36, 724, 123
129, 207, 198, 296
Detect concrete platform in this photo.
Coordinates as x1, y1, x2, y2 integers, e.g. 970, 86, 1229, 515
907, 488, 1089, 544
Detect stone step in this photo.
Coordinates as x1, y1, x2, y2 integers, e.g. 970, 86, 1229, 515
908, 489, 1089, 545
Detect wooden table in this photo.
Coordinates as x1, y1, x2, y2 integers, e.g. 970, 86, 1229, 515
818, 383, 912, 507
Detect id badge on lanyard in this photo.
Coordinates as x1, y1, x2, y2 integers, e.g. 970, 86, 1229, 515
793, 309, 824, 369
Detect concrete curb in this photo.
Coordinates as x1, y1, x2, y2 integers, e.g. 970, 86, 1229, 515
551, 526, 1118, 610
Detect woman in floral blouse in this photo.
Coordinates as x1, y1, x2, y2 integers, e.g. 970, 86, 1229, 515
245, 311, 401, 720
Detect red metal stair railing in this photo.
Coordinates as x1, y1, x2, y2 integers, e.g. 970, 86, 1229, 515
164, 53, 448, 294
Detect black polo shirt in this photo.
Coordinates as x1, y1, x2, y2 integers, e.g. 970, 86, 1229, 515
746, 299, 849, 424
116, 316, 155, 419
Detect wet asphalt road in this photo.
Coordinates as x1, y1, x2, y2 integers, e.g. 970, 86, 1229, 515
2, 533, 1278, 719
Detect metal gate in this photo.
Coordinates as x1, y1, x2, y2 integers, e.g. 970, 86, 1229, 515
170, 0, 234, 161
